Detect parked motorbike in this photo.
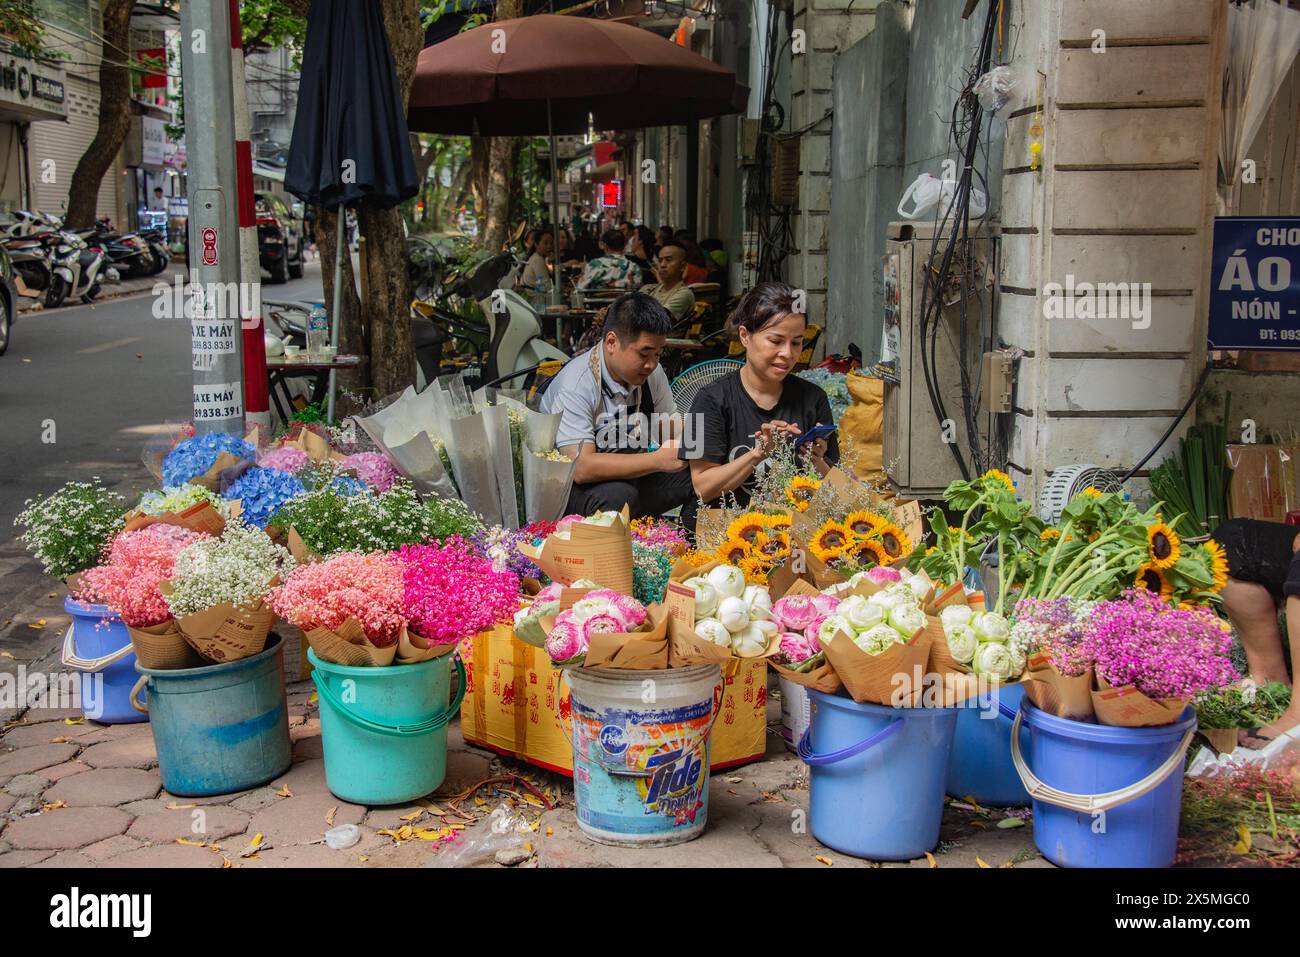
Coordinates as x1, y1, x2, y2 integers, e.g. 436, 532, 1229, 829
53, 232, 116, 304
138, 227, 171, 276
2, 230, 75, 308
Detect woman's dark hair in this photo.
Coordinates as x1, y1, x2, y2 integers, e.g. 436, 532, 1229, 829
728, 281, 807, 335
602, 291, 673, 344
632, 225, 656, 260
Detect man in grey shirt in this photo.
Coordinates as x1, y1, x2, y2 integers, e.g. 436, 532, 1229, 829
540, 293, 696, 517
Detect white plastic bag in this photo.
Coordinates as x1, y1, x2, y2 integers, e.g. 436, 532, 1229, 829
897, 173, 988, 221
973, 65, 1015, 113
425, 805, 533, 868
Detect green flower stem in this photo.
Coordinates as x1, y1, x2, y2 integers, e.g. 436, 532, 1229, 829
1049, 544, 1144, 599
1041, 526, 1125, 599
955, 504, 978, 578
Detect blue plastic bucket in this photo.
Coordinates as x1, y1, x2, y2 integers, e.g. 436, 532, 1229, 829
800, 692, 958, 860
565, 665, 721, 847
946, 683, 1029, 806
61, 597, 148, 725
1012, 700, 1197, 868
131, 633, 291, 796
309, 648, 466, 806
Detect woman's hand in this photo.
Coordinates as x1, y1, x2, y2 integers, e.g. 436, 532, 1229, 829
751, 420, 801, 461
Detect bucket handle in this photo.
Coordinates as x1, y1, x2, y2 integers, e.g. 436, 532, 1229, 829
796, 718, 904, 767
556, 670, 725, 779
309, 654, 467, 737
1008, 707, 1194, 814
130, 675, 149, 714
61, 624, 135, 673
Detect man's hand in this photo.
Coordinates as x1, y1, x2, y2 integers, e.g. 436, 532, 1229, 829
654, 442, 688, 473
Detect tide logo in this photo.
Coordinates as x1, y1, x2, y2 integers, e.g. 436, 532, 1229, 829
643, 747, 702, 811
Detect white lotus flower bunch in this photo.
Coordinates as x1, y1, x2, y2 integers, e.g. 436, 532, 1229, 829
939, 605, 1022, 678
822, 584, 927, 657
686, 564, 774, 657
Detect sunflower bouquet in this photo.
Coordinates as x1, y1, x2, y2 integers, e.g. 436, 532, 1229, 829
712, 511, 794, 585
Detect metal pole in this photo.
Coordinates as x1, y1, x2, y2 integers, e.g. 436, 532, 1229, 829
179, 0, 245, 437
546, 100, 565, 346
327, 207, 345, 422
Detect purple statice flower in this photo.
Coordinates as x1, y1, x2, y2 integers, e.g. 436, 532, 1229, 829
1080, 589, 1238, 700
1010, 595, 1092, 676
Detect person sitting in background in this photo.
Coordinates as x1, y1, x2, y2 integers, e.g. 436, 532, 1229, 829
518, 229, 554, 293
627, 225, 658, 286
539, 293, 693, 518
1211, 518, 1300, 748
521, 227, 539, 258
700, 238, 727, 278
656, 224, 675, 249
558, 227, 583, 270
577, 229, 640, 291
640, 240, 695, 324
674, 231, 711, 286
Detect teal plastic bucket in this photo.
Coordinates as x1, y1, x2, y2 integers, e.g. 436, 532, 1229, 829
564, 665, 722, 847
131, 633, 291, 796
1012, 700, 1196, 868
310, 648, 466, 806
61, 597, 148, 725
800, 692, 958, 860
945, 684, 1029, 806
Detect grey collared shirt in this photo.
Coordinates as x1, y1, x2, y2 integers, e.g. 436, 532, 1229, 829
541, 346, 676, 451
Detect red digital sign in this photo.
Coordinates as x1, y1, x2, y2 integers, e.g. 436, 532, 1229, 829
600, 180, 622, 208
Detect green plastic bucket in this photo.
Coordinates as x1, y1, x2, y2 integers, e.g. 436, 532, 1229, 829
309, 648, 466, 806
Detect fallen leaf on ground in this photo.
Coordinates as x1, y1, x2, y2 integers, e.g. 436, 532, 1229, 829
545, 826, 554, 837
925, 852, 937, 868
815, 855, 834, 867
63, 718, 84, 725
996, 817, 1025, 829
51, 736, 71, 744
41, 800, 67, 811
47, 592, 57, 599
325, 805, 337, 826
166, 803, 196, 810
1231, 826, 1252, 855
359, 856, 369, 862
222, 857, 233, 868
727, 777, 742, 784
0, 652, 13, 659
240, 833, 268, 858
176, 838, 207, 847
400, 810, 423, 822
276, 784, 292, 797
308, 692, 318, 705
976, 857, 991, 868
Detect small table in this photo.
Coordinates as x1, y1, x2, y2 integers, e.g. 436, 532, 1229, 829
266, 354, 365, 424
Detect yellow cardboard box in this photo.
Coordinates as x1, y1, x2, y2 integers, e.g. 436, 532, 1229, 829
458, 623, 768, 775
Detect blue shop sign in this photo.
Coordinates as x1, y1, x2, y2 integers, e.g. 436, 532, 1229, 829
1208, 216, 1300, 350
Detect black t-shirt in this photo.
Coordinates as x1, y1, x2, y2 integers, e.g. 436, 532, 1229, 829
679, 370, 839, 530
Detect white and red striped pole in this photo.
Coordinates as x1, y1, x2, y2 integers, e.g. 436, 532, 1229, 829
229, 0, 270, 430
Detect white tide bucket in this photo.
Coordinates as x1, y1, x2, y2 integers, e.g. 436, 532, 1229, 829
563, 664, 721, 847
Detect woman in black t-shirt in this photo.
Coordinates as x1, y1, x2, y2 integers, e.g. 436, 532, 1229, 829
679, 282, 838, 532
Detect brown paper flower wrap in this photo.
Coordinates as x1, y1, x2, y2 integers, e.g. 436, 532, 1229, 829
123, 500, 226, 537
398, 627, 459, 665
128, 620, 204, 670
305, 616, 399, 667
1021, 652, 1095, 721
285, 427, 347, 465
286, 528, 322, 564
517, 506, 634, 595
1090, 678, 1188, 728
663, 558, 780, 671
187, 451, 246, 492
820, 621, 934, 706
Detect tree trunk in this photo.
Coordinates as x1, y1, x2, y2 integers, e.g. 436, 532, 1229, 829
64, 0, 135, 228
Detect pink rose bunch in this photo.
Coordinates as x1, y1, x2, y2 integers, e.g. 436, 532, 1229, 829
1081, 589, 1238, 700
544, 588, 649, 664
270, 551, 405, 647
535, 582, 564, 603
811, 593, 840, 617
396, 537, 521, 645
258, 446, 310, 474
75, 524, 211, 627
341, 452, 398, 492
545, 620, 586, 665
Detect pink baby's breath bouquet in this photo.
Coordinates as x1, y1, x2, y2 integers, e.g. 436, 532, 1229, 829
1082, 588, 1237, 727
75, 524, 212, 669
396, 537, 521, 662
270, 551, 406, 666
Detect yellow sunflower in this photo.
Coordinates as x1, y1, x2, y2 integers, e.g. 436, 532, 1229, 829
786, 476, 820, 512
767, 512, 794, 532
810, 520, 851, 563
948, 524, 977, 543
1202, 539, 1229, 592
755, 530, 792, 562
980, 469, 1015, 492
726, 513, 769, 545
1040, 528, 1062, 541
874, 523, 913, 561
738, 555, 772, 586
1081, 486, 1103, 498
1134, 563, 1174, 599
1147, 521, 1181, 569
845, 510, 888, 538
846, 538, 888, 568
716, 537, 752, 566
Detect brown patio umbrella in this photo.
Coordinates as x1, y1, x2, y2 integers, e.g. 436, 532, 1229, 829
407, 14, 748, 136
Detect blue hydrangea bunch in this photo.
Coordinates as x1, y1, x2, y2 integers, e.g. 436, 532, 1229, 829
329, 475, 369, 497
162, 434, 256, 486
223, 467, 305, 528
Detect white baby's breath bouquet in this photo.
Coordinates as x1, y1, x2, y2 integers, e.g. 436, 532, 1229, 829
15, 478, 127, 580
164, 522, 295, 618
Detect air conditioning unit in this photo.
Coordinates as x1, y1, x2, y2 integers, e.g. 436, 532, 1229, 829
882, 221, 1001, 498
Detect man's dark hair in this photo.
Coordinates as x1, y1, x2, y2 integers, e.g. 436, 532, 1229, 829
602, 291, 672, 344
656, 239, 686, 259
728, 281, 806, 335
600, 228, 626, 252
700, 238, 723, 252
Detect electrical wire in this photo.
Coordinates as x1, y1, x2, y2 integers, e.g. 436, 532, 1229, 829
1117, 362, 1214, 484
